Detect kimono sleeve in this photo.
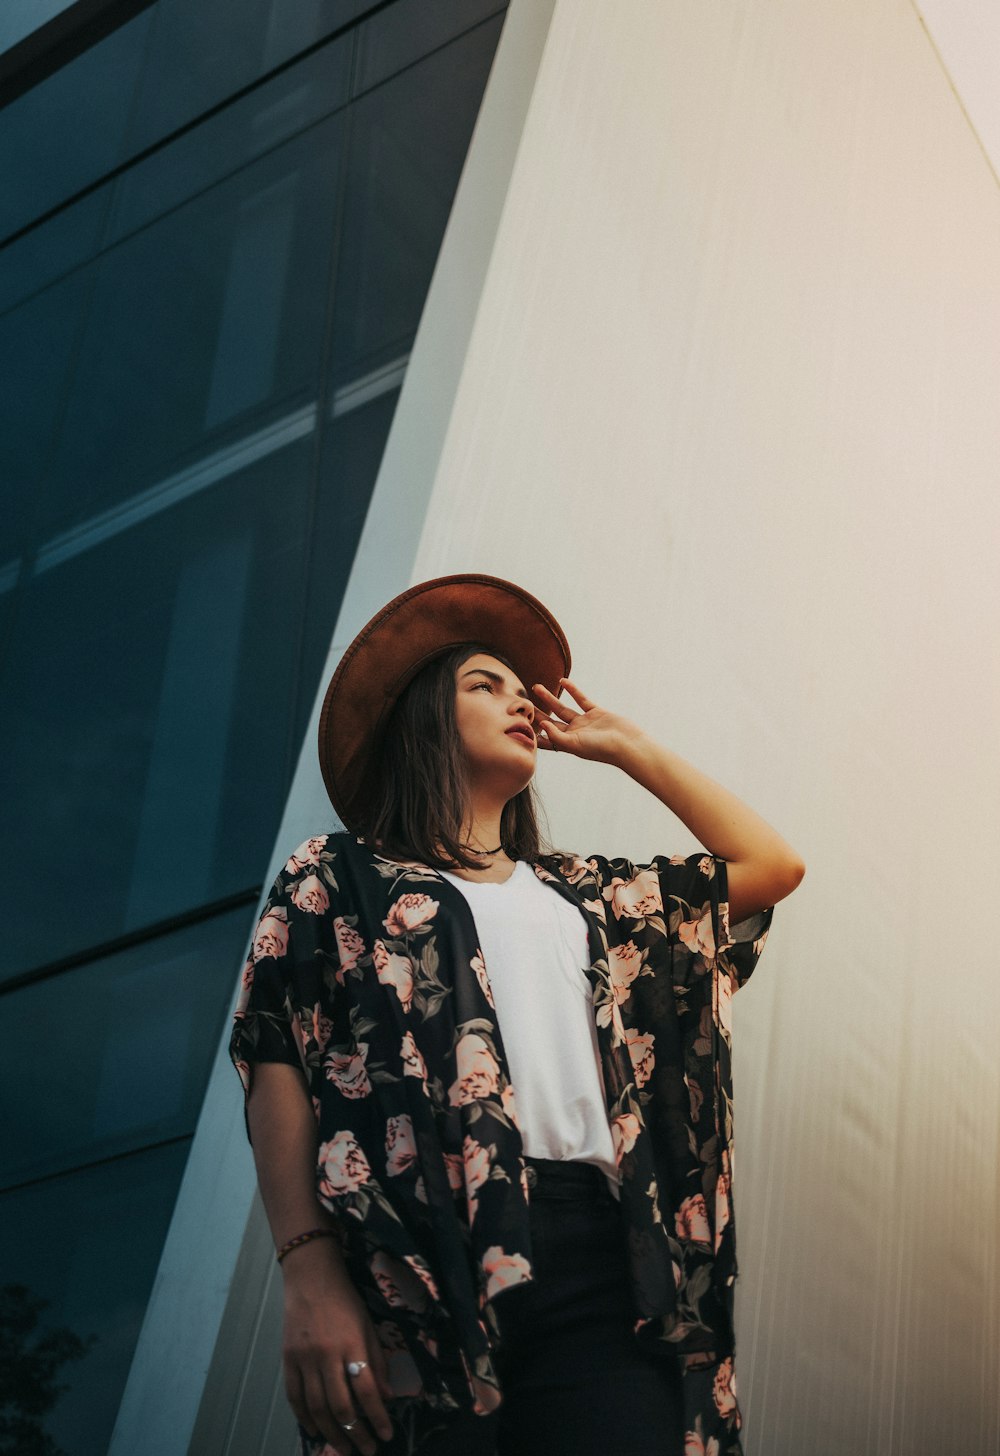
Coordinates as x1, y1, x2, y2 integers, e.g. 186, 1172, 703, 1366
228, 837, 342, 1104
714, 855, 774, 990
594, 850, 773, 990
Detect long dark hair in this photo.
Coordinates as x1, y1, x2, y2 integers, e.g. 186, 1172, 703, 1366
358, 643, 550, 871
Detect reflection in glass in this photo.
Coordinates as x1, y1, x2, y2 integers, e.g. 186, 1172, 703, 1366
38, 116, 343, 539
0, 272, 88, 559
0, 439, 315, 975
298, 386, 403, 730
0, 905, 256, 1187
0, 1283, 94, 1456
0, 12, 153, 240
105, 36, 351, 246
353, 0, 503, 94
330, 13, 504, 379
0, 184, 109, 314
0, 1141, 192, 1456
126, 0, 369, 153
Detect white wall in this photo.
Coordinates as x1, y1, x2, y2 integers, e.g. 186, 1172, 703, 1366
406, 1, 1000, 1451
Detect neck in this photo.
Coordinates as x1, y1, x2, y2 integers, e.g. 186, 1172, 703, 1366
463, 792, 507, 858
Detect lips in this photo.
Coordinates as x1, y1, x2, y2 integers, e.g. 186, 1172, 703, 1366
505, 726, 535, 747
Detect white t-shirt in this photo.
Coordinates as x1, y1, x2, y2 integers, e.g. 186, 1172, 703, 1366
438, 859, 620, 1197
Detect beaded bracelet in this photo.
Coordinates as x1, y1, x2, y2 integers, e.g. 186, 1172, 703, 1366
276, 1227, 338, 1264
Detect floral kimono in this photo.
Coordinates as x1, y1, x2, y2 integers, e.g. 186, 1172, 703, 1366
230, 831, 773, 1455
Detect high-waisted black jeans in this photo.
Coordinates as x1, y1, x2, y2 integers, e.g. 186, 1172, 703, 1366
391, 1156, 684, 1456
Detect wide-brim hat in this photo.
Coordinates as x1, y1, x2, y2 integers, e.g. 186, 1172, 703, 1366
318, 573, 571, 832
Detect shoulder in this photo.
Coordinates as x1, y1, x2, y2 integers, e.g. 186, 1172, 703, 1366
534, 849, 606, 885
535, 849, 725, 909
279, 830, 366, 873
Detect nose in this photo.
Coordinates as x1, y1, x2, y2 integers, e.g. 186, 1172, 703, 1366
511, 699, 534, 724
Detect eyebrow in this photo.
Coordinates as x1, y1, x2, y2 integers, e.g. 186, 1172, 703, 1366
460, 667, 531, 700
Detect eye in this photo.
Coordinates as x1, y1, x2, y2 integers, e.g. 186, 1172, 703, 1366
472, 680, 493, 692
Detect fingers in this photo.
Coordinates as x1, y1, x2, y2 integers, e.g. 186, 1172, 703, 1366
348, 1360, 395, 1446
532, 713, 562, 750
298, 1367, 351, 1452
558, 677, 596, 711
532, 677, 596, 717
531, 681, 572, 717
292, 1363, 389, 1456
285, 1362, 316, 1439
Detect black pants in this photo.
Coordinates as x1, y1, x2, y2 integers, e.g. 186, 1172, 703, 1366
396, 1157, 684, 1455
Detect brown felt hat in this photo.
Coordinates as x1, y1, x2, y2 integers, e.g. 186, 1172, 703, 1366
318, 574, 571, 831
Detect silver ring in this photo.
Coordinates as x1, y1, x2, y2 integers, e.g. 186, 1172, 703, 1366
346, 1360, 368, 1378
342, 1419, 359, 1431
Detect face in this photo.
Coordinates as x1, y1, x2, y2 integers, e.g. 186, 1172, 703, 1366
453, 652, 537, 797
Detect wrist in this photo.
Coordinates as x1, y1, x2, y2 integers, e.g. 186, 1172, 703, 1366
276, 1225, 338, 1265
611, 727, 657, 775
281, 1235, 351, 1288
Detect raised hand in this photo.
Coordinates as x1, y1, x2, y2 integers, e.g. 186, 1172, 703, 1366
530, 678, 643, 765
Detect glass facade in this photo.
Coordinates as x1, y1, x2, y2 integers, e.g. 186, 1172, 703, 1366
0, 2, 506, 1450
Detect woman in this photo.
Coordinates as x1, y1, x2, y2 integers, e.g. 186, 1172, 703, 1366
230, 574, 804, 1456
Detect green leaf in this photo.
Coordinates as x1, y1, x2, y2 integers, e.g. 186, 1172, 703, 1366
684, 1263, 712, 1304
420, 987, 451, 1020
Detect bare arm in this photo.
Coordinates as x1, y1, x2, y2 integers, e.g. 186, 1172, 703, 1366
613, 734, 804, 922
532, 677, 805, 923
247, 1062, 395, 1455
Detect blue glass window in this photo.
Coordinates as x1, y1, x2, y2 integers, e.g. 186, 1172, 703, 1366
0, 11, 153, 239
0, 10, 507, 1449
0, 1142, 192, 1456
0, 905, 256, 1187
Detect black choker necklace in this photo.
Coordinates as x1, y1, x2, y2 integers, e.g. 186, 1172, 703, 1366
467, 844, 502, 855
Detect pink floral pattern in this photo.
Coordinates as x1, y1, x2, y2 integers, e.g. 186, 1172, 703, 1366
231, 832, 772, 1456
283, 836, 329, 874
399, 1030, 429, 1095
482, 1246, 532, 1300
675, 1193, 712, 1246
318, 1129, 371, 1198
625, 1028, 656, 1088
462, 1136, 491, 1224
611, 1111, 641, 1165
383, 892, 439, 935
677, 908, 715, 957
289, 873, 330, 915
332, 917, 366, 979
323, 1046, 371, 1099
608, 940, 644, 1005
252, 907, 288, 962
372, 939, 414, 1011
447, 1032, 500, 1106
713, 1356, 737, 1418
371, 1250, 429, 1312
470, 950, 495, 1009
385, 1114, 417, 1177
602, 867, 662, 919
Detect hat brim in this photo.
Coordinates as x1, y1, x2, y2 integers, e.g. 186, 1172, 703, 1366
318, 574, 571, 832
